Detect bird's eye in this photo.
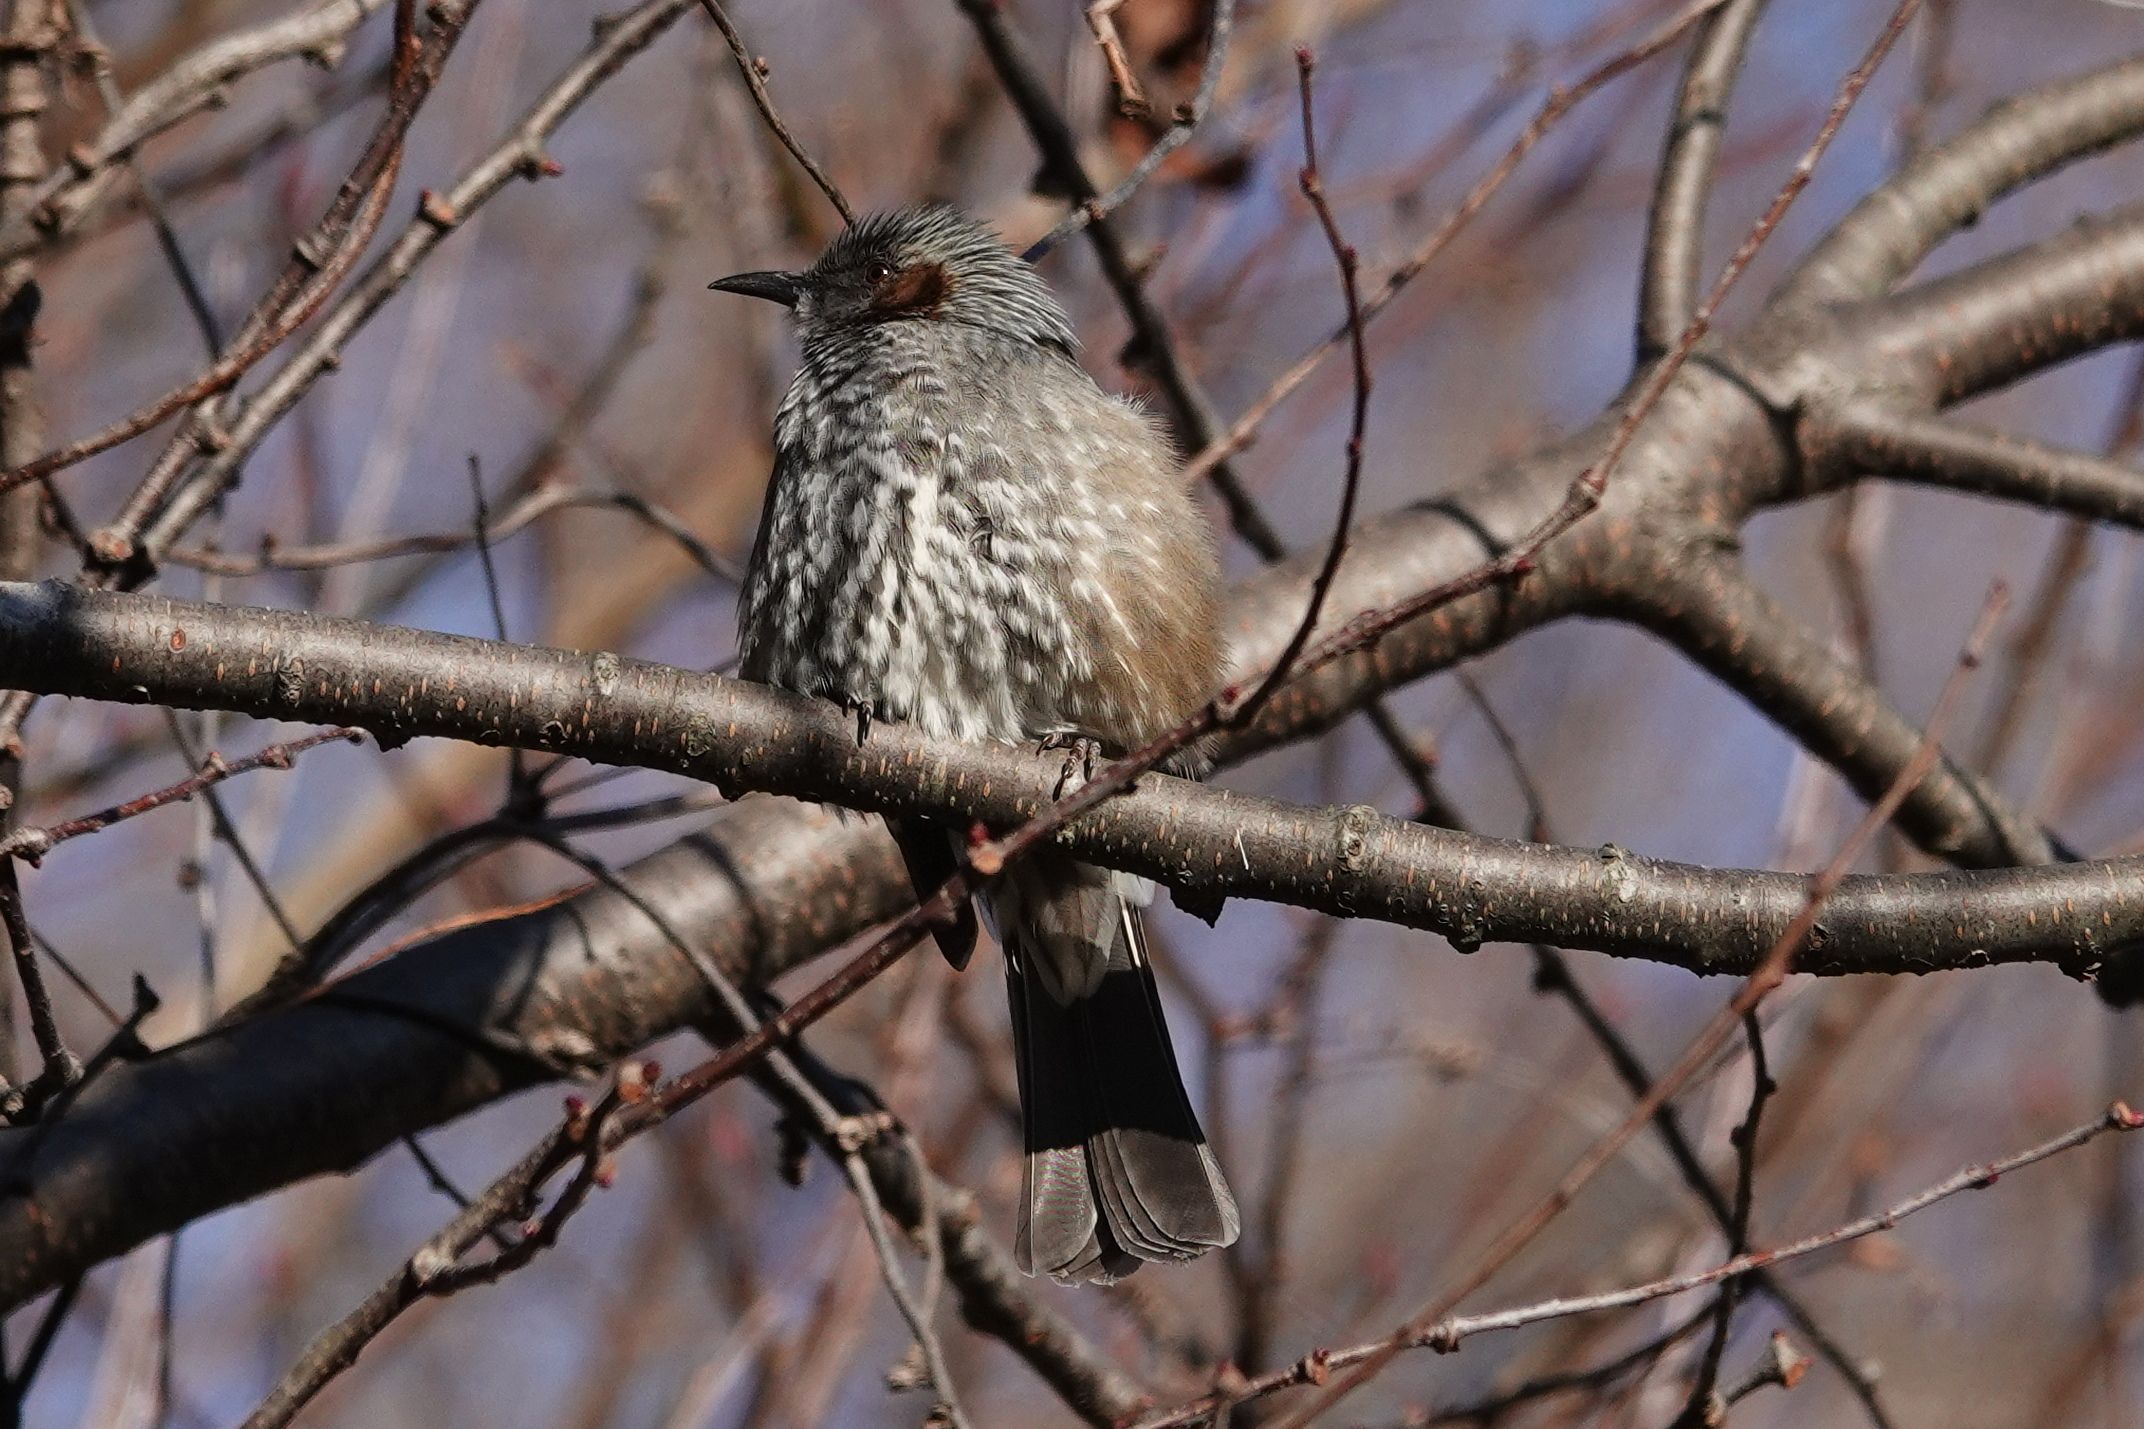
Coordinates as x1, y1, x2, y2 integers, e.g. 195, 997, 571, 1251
865, 260, 894, 285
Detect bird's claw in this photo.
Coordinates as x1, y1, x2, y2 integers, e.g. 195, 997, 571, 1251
844, 695, 880, 748
1039, 733, 1103, 797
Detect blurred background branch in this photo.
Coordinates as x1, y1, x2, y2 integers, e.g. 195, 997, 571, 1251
0, 1, 2140, 1425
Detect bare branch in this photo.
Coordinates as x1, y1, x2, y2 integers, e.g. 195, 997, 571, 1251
955, 0, 1283, 558
1724, 1332, 1813, 1411
1639, 0, 1767, 357
1779, 53, 2144, 307
1233, 46, 1370, 723
1083, 0, 1148, 118
1540, 0, 1925, 543
1030, 0, 1238, 256
0, 860, 78, 1119
0, 0, 465, 504
1674, 1012, 1774, 1424
1137, 1103, 2143, 1425
1851, 207, 2144, 406
1813, 399, 2144, 526
130, 0, 702, 563
0, 0, 396, 266
755, 1029, 1150, 1423
1620, 553, 2055, 866
1266, 566, 1995, 1427
0, 579, 2121, 978
696, 0, 853, 226
1184, 0, 1731, 487
0, 580, 2136, 1314
0, 727, 361, 864
0, 799, 905, 1313
164, 483, 739, 584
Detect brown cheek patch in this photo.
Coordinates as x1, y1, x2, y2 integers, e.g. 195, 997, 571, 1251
881, 262, 952, 316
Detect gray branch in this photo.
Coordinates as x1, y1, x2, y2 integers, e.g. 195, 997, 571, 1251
1812, 399, 2144, 526
0, 578, 2122, 974
1613, 553, 2055, 867
1849, 205, 2144, 407
1776, 52, 2144, 307
1638, 0, 1768, 356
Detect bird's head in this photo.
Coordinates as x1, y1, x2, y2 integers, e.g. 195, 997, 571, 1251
708, 205, 1077, 355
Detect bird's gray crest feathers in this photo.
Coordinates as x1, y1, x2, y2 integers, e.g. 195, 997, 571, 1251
799, 205, 1080, 355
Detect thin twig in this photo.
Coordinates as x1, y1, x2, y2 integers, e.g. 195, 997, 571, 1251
1419, 1302, 1718, 1425
0, 0, 465, 502
1136, 1100, 2142, 1425
1084, 0, 1149, 118
160, 710, 309, 960
248, 836, 992, 1429
1461, 669, 1893, 1426
165, 483, 739, 584
1675, 1011, 1776, 1424
1031, 0, 1239, 255
1181, 0, 1923, 761
696, 0, 853, 225
1724, 1331, 1812, 1409
1233, 47, 1371, 723
63, 0, 225, 358
0, 729, 363, 864
463, 454, 531, 800
0, 859, 77, 1119
1181, 0, 1733, 487
128, 0, 697, 568
0, 0, 398, 266
836, 1150, 971, 1428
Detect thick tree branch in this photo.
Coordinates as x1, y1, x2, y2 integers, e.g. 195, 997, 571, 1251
1639, 0, 1767, 357
1850, 205, 2144, 407
0, 739, 2130, 1316
1812, 400, 2144, 526
0, 800, 907, 1314
1777, 53, 2144, 307
7, 34, 2144, 1391
0, 579, 2118, 975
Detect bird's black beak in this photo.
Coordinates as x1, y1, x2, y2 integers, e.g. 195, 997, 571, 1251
706, 270, 803, 307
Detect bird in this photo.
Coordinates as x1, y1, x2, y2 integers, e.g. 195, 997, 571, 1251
711, 204, 1239, 1283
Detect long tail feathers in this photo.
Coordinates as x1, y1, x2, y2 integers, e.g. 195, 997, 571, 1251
993, 858, 1239, 1283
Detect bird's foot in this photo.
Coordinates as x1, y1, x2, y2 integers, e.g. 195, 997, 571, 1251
1038, 732, 1103, 797
843, 695, 881, 747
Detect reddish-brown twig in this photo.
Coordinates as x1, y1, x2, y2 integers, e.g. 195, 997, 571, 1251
0, 728, 363, 865
0, 0, 462, 503
696, 0, 853, 226
1133, 1101, 2143, 1425
1233, 47, 1372, 724
1257, 569, 1998, 1428
1181, 0, 1733, 487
